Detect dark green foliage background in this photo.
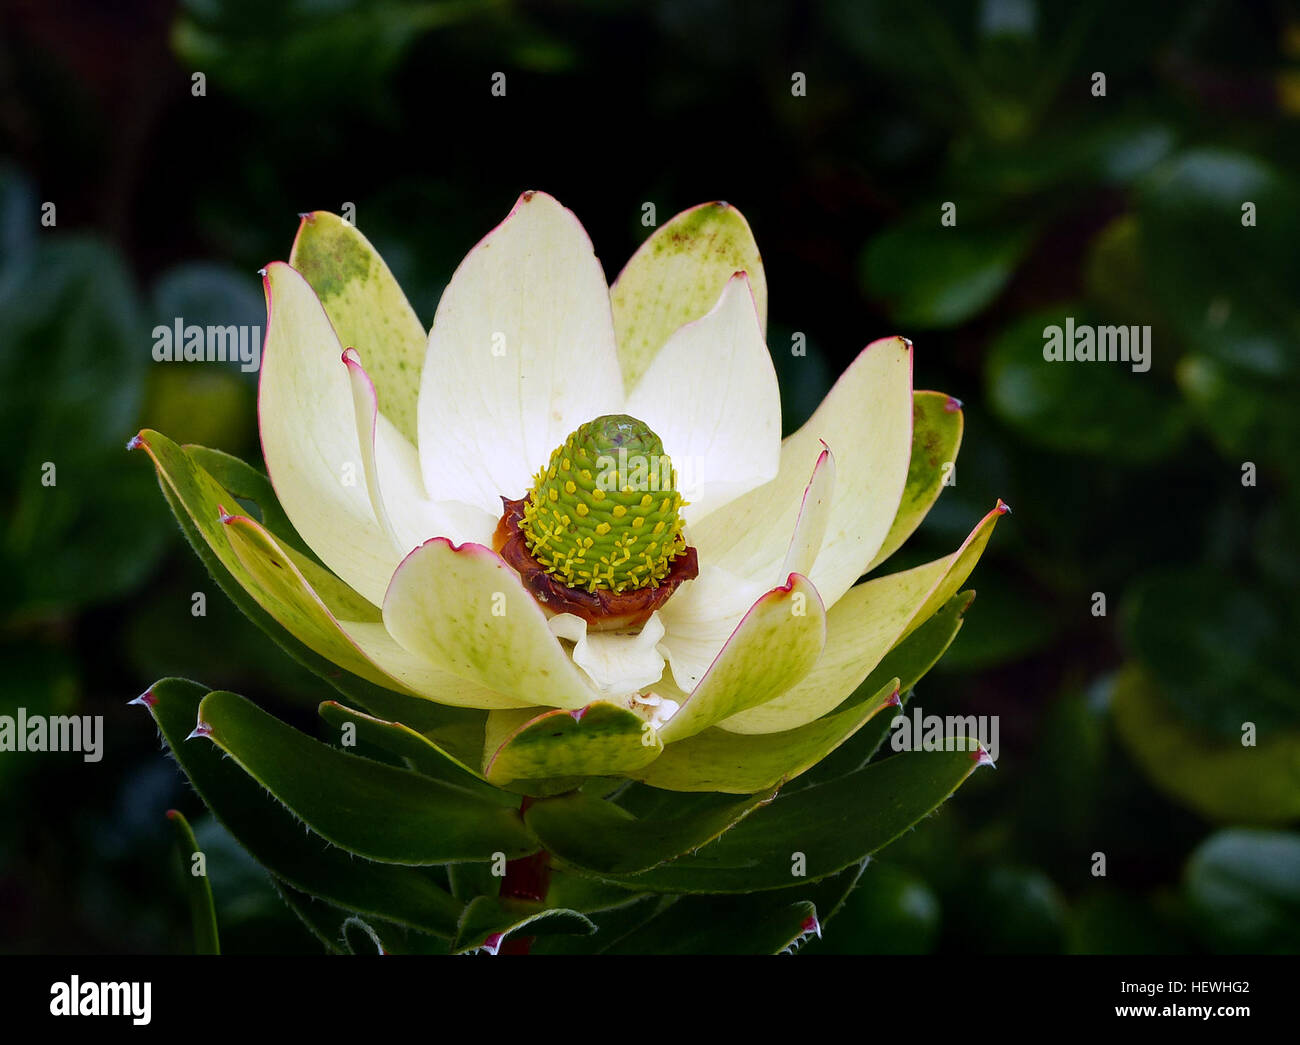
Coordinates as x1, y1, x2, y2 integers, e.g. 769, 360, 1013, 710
1, 0, 1297, 953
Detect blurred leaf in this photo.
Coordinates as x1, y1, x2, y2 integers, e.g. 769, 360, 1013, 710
1140, 148, 1300, 381
1066, 889, 1189, 954
947, 864, 1067, 953
1111, 664, 1300, 824
1120, 568, 1299, 733
863, 209, 1033, 328
0, 238, 171, 617
1176, 354, 1300, 480
985, 307, 1188, 462
194, 688, 538, 863
937, 571, 1058, 671
1184, 829, 1300, 954
166, 809, 220, 954
0, 164, 36, 272
806, 861, 940, 954
172, 0, 484, 113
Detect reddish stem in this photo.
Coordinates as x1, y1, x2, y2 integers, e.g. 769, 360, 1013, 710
498, 797, 551, 955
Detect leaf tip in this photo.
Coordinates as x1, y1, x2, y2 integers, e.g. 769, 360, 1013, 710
128, 688, 156, 708
186, 719, 214, 742
944, 395, 963, 412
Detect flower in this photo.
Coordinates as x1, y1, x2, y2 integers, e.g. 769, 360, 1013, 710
134, 191, 1005, 793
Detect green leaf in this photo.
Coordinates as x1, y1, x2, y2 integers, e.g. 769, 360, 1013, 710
1184, 828, 1300, 954
543, 869, 645, 915
166, 808, 220, 955
341, 916, 388, 955
602, 897, 818, 955
868, 390, 965, 570
796, 591, 975, 789
451, 897, 595, 955
134, 430, 401, 700
580, 745, 989, 893
529, 896, 664, 955
271, 881, 348, 954
151, 476, 422, 719
184, 445, 312, 559
483, 702, 662, 786
193, 688, 538, 864
137, 678, 466, 936
525, 789, 775, 877
632, 678, 901, 794
317, 699, 510, 804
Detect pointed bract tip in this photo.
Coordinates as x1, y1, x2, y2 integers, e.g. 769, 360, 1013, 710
900, 336, 914, 348
125, 434, 144, 451
129, 689, 156, 708
883, 689, 902, 708
972, 745, 996, 769
996, 500, 1012, 516
481, 932, 505, 955
298, 212, 315, 223
569, 706, 588, 723
186, 721, 214, 742
521, 189, 537, 202
165, 808, 180, 820
801, 913, 822, 939
945, 396, 964, 412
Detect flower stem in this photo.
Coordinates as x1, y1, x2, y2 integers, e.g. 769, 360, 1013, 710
498, 797, 551, 955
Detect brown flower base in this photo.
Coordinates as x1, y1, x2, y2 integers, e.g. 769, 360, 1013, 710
494, 495, 699, 632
